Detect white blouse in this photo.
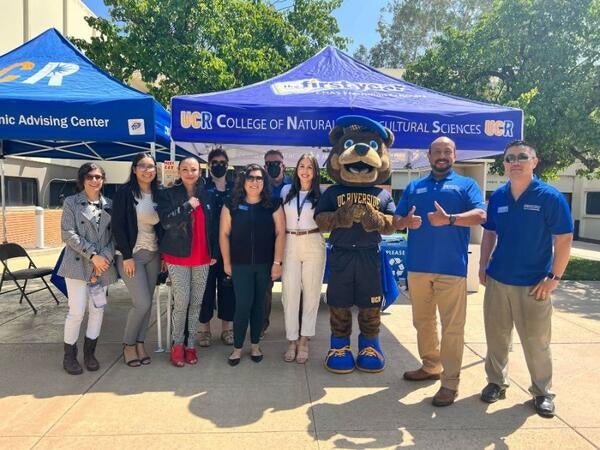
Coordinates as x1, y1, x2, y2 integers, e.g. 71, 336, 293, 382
280, 184, 319, 231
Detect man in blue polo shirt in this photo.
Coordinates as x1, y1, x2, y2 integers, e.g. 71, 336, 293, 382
479, 140, 573, 418
394, 136, 487, 407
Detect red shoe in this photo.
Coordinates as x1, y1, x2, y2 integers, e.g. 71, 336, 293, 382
184, 347, 198, 365
170, 344, 185, 367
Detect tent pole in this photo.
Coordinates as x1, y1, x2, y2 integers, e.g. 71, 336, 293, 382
0, 141, 7, 244
170, 140, 175, 160
150, 141, 156, 158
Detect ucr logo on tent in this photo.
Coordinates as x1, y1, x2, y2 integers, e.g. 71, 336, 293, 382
484, 120, 514, 137
0, 61, 79, 86
180, 111, 213, 130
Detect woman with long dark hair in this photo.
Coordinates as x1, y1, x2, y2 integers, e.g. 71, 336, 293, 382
280, 154, 326, 363
113, 152, 163, 367
58, 162, 117, 375
220, 164, 285, 365
157, 156, 216, 367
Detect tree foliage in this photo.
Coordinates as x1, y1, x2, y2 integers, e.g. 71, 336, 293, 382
72, 0, 347, 106
354, 0, 490, 67
404, 0, 600, 178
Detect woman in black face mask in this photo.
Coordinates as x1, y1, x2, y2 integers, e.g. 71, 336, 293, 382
196, 148, 236, 347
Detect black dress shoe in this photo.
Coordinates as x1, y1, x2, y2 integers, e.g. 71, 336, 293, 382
250, 353, 263, 363
480, 383, 506, 403
228, 352, 241, 366
534, 395, 555, 418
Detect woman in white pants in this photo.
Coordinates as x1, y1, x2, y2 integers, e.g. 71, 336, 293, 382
280, 154, 326, 363
58, 162, 117, 375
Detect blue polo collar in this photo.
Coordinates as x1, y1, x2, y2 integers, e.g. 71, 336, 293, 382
426, 169, 456, 182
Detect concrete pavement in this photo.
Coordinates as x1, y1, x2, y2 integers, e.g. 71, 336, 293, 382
0, 249, 599, 449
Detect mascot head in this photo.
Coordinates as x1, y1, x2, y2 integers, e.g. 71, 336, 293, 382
327, 115, 394, 186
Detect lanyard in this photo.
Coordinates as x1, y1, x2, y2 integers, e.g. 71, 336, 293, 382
296, 192, 310, 223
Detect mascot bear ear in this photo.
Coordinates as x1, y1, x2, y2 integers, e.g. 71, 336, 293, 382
384, 127, 395, 148
329, 126, 345, 146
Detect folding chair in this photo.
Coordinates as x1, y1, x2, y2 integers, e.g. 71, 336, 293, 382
0, 243, 60, 314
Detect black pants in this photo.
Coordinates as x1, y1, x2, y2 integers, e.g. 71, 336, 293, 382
199, 258, 235, 323
232, 264, 270, 348
326, 247, 383, 308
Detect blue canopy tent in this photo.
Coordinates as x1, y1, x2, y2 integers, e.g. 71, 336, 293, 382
0, 28, 191, 241
171, 46, 523, 168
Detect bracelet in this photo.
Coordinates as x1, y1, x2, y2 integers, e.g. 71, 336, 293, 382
273, 261, 282, 266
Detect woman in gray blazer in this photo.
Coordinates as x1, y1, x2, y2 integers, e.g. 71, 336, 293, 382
58, 162, 117, 375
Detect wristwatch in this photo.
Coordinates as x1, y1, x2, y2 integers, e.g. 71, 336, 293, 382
448, 215, 457, 226
547, 272, 561, 281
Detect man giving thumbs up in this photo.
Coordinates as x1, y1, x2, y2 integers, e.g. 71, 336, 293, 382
393, 136, 487, 407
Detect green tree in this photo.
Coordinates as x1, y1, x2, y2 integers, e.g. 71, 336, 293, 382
355, 0, 490, 67
73, 0, 347, 106
404, 0, 600, 178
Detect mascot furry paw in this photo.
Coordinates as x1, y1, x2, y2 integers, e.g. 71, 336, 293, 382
315, 115, 397, 374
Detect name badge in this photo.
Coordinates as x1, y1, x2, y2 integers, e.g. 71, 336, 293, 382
523, 204, 541, 212
442, 184, 460, 191
497, 206, 509, 213
416, 187, 427, 194
238, 205, 249, 211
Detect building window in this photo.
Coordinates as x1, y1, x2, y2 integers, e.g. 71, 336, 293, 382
0, 176, 38, 206
586, 192, 600, 215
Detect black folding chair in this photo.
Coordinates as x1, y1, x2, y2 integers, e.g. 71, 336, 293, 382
0, 243, 60, 314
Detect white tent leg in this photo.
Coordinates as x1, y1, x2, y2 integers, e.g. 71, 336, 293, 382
154, 286, 164, 352
1, 156, 7, 244
150, 141, 156, 158
170, 140, 175, 160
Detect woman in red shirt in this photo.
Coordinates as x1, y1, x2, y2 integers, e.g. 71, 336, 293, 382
157, 157, 216, 367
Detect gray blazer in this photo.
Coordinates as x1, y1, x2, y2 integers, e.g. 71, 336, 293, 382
57, 192, 118, 286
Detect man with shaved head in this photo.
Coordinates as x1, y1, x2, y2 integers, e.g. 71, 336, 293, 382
479, 141, 573, 417
393, 136, 487, 406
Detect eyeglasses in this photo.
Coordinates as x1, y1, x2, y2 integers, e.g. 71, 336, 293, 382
85, 174, 104, 181
245, 175, 264, 182
136, 164, 156, 172
504, 153, 532, 163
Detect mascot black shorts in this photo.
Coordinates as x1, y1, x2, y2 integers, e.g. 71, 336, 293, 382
326, 246, 383, 308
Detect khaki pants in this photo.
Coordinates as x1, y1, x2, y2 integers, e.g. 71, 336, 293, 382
407, 272, 467, 391
484, 276, 553, 397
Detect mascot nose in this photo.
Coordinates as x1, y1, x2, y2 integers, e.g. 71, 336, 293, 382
354, 143, 370, 156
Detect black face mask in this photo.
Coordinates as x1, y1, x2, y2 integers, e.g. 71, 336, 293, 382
266, 162, 282, 179
210, 162, 227, 178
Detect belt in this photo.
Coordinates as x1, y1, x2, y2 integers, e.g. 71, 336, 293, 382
286, 228, 321, 235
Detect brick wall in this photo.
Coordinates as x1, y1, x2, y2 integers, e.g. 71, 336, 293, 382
0, 208, 63, 248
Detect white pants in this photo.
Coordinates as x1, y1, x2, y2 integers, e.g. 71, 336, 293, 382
281, 233, 326, 341
63, 278, 106, 345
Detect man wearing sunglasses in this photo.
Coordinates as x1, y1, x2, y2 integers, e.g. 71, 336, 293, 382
479, 140, 573, 418
393, 136, 487, 407
262, 149, 292, 336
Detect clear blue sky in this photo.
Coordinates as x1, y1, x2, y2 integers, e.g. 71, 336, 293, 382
82, 0, 389, 54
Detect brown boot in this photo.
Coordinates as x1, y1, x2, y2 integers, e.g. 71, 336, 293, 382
432, 387, 457, 407
403, 367, 440, 381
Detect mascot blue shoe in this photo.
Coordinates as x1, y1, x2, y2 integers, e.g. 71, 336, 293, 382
325, 335, 355, 374
356, 334, 385, 373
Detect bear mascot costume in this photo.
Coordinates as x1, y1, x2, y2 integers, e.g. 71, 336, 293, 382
315, 115, 396, 374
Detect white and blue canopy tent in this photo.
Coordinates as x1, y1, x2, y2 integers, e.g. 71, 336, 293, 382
0, 28, 191, 241
171, 46, 523, 169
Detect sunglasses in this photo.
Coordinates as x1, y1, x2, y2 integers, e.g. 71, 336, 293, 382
266, 161, 282, 166
136, 164, 156, 172
211, 161, 228, 167
85, 174, 104, 181
245, 175, 264, 182
504, 153, 532, 163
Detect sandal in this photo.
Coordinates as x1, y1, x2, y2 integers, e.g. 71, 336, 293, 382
197, 331, 212, 347
184, 347, 198, 365
136, 341, 151, 365
283, 341, 297, 363
296, 338, 309, 364
122, 344, 141, 367
221, 329, 234, 346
